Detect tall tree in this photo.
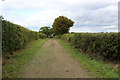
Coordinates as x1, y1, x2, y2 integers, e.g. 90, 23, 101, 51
52, 16, 74, 35
39, 26, 52, 37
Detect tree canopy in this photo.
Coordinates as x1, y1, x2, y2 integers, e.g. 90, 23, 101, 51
52, 16, 74, 35
39, 26, 52, 37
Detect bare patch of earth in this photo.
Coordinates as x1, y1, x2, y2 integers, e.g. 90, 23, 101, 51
22, 39, 92, 78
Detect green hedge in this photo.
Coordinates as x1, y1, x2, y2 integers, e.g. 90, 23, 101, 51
62, 33, 119, 61
2, 20, 47, 54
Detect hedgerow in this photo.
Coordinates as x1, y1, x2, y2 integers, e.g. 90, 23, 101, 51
2, 20, 47, 55
62, 33, 119, 61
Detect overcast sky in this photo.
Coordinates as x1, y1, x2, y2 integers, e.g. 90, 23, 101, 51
0, 0, 119, 32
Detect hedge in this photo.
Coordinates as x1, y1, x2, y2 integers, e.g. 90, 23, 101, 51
62, 33, 119, 61
2, 20, 47, 55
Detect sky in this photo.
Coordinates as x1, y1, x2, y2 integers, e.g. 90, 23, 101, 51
0, 0, 119, 32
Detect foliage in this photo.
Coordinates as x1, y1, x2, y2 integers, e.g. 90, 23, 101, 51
58, 39, 118, 78
39, 26, 52, 37
54, 35, 62, 39
39, 33, 47, 39
2, 20, 47, 55
62, 33, 119, 61
52, 16, 74, 35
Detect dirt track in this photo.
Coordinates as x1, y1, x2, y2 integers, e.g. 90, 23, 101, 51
22, 39, 92, 78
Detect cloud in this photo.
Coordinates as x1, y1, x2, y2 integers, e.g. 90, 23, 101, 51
103, 25, 117, 29
1, 0, 119, 32
84, 21, 89, 24
70, 27, 91, 32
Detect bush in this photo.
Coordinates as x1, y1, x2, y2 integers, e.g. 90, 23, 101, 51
2, 20, 47, 55
54, 35, 62, 39
62, 33, 119, 61
39, 33, 47, 39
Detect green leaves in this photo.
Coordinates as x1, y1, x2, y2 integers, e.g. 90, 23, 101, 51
52, 16, 74, 35
62, 33, 119, 61
2, 20, 47, 55
39, 26, 52, 37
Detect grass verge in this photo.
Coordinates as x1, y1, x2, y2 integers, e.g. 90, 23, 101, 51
2, 39, 48, 78
58, 39, 118, 78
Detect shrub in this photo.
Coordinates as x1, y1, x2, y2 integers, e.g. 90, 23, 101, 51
2, 20, 47, 55
62, 33, 119, 61
39, 33, 47, 39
